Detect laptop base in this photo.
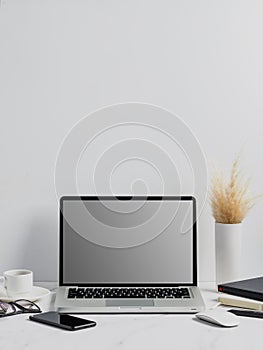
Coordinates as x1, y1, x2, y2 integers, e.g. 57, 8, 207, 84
55, 286, 205, 314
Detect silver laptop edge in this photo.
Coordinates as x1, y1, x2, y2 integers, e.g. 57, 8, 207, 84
56, 286, 204, 314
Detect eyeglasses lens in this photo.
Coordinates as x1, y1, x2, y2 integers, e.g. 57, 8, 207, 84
0, 302, 15, 315
15, 299, 40, 311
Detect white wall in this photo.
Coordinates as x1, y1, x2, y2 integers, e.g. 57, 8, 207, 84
1, 0, 263, 282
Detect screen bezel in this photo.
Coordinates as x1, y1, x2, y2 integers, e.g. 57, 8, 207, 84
59, 196, 197, 287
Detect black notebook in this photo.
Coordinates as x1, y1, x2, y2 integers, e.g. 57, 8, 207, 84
218, 277, 263, 302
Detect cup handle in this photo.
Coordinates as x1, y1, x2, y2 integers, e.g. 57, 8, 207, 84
0, 276, 5, 289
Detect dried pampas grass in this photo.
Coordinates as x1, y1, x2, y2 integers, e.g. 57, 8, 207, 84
210, 156, 255, 224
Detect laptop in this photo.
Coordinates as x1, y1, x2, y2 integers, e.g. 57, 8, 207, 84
55, 196, 205, 313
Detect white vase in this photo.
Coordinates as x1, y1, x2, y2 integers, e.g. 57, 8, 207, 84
215, 222, 242, 285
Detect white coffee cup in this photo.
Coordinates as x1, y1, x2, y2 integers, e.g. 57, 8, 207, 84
1, 269, 33, 297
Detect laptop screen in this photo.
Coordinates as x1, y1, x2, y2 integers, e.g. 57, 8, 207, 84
60, 197, 196, 286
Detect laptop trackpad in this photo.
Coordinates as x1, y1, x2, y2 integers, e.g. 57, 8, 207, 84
106, 300, 154, 307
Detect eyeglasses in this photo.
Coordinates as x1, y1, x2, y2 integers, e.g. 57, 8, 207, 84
0, 299, 41, 318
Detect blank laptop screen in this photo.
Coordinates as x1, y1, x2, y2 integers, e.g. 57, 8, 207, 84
61, 198, 195, 285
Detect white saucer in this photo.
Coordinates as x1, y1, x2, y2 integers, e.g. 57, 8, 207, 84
0, 286, 50, 302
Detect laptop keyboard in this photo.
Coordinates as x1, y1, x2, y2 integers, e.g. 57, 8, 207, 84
67, 287, 191, 299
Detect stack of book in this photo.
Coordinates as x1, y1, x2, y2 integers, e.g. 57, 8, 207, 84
218, 276, 263, 311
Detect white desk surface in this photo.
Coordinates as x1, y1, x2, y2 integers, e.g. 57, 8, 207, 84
0, 282, 261, 350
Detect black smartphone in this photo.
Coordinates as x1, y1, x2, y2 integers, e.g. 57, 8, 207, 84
29, 311, 97, 331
